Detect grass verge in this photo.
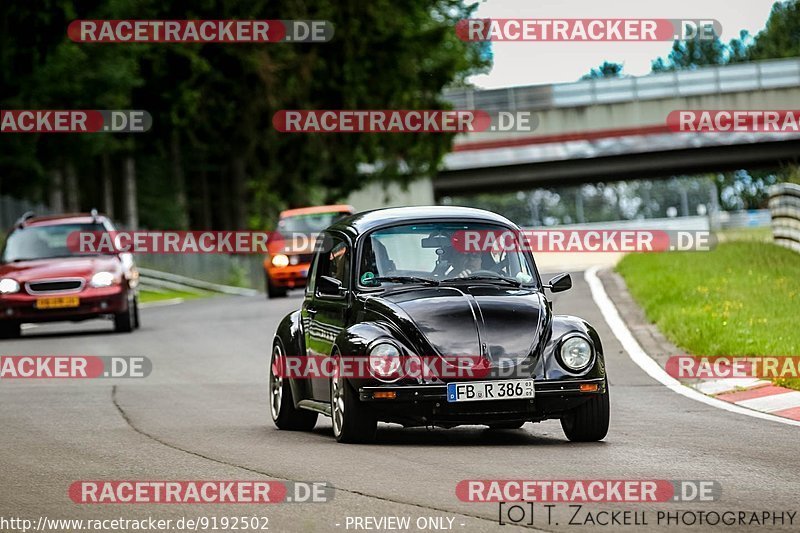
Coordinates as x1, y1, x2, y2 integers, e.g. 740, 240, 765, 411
139, 289, 208, 304
616, 241, 800, 391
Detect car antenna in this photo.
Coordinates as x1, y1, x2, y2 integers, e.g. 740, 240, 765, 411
90, 208, 99, 222
14, 211, 35, 228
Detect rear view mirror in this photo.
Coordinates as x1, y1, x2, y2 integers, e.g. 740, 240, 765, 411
421, 235, 451, 248
546, 273, 572, 293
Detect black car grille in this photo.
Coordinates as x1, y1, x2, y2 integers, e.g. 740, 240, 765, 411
26, 279, 84, 294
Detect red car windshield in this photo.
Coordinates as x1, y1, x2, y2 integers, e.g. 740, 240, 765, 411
2, 223, 107, 263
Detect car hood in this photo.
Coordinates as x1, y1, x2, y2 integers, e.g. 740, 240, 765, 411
0, 256, 121, 282
365, 285, 548, 367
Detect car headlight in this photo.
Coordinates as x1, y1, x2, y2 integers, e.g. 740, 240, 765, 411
90, 271, 116, 288
0, 278, 20, 294
368, 342, 402, 381
271, 254, 289, 268
559, 336, 593, 371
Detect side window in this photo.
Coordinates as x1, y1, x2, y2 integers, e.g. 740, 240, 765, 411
314, 234, 351, 292
305, 253, 319, 297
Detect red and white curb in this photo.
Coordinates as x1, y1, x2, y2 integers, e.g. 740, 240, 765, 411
585, 266, 800, 427
696, 380, 800, 421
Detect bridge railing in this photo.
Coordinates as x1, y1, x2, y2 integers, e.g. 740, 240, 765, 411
445, 57, 800, 112
769, 183, 800, 254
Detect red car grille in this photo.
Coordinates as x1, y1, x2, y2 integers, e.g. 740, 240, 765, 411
26, 279, 84, 294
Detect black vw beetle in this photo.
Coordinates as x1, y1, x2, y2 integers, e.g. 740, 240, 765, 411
270, 206, 609, 443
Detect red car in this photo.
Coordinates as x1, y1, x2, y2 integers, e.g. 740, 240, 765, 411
0, 211, 140, 338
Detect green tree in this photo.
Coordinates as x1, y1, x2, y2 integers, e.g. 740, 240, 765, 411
748, 0, 800, 59
582, 61, 624, 79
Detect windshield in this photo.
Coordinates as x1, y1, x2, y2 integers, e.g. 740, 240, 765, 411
278, 212, 348, 234
2, 223, 107, 262
358, 222, 537, 287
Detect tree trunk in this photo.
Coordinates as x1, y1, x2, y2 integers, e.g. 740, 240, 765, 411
64, 162, 79, 211
219, 174, 232, 230
170, 131, 189, 229
200, 167, 211, 229
48, 169, 64, 212
101, 153, 114, 218
123, 155, 138, 229
231, 155, 247, 229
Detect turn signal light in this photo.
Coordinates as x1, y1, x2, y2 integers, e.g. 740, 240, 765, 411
373, 391, 397, 399
580, 383, 599, 392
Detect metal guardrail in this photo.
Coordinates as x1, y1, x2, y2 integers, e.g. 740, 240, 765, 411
138, 267, 259, 296
768, 183, 800, 253
445, 57, 800, 112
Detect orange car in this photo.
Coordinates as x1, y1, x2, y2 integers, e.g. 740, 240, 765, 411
264, 205, 354, 298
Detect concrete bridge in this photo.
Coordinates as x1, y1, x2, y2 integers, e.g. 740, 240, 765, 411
348, 58, 800, 210
437, 57, 800, 197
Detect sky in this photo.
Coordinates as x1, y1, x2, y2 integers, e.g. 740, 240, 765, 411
468, 0, 779, 89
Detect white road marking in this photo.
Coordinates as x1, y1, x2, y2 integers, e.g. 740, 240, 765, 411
694, 378, 769, 395
737, 391, 800, 413
585, 266, 800, 427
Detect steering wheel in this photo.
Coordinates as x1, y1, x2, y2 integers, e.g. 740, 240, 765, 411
465, 269, 502, 277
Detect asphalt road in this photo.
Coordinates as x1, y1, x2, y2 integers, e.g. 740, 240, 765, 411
1, 274, 798, 533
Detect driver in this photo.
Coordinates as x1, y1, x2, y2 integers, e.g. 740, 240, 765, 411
449, 250, 482, 278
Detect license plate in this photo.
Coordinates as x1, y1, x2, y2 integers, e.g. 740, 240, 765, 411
447, 379, 535, 402
35, 296, 80, 309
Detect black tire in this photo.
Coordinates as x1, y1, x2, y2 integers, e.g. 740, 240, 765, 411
488, 421, 526, 429
132, 296, 141, 329
0, 321, 21, 339
114, 293, 135, 333
266, 274, 287, 299
269, 342, 317, 431
560, 385, 610, 442
331, 361, 377, 443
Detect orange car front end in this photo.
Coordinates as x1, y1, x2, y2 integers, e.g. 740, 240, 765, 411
264, 205, 354, 298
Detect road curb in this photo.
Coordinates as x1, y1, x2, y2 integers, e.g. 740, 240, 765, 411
586, 266, 800, 427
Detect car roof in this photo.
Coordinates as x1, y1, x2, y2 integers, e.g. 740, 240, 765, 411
329, 206, 519, 238
17, 213, 108, 228
279, 204, 354, 218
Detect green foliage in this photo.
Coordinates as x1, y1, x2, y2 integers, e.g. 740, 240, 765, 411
581, 61, 624, 80
748, 0, 800, 59
0, 0, 490, 228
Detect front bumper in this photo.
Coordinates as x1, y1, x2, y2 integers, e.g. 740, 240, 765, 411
0, 286, 128, 323
265, 263, 310, 288
358, 377, 606, 427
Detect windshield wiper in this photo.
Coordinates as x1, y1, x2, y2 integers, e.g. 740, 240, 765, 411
370, 276, 439, 286
442, 275, 522, 287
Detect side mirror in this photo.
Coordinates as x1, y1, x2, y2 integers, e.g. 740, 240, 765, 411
317, 275, 343, 296
545, 273, 572, 293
